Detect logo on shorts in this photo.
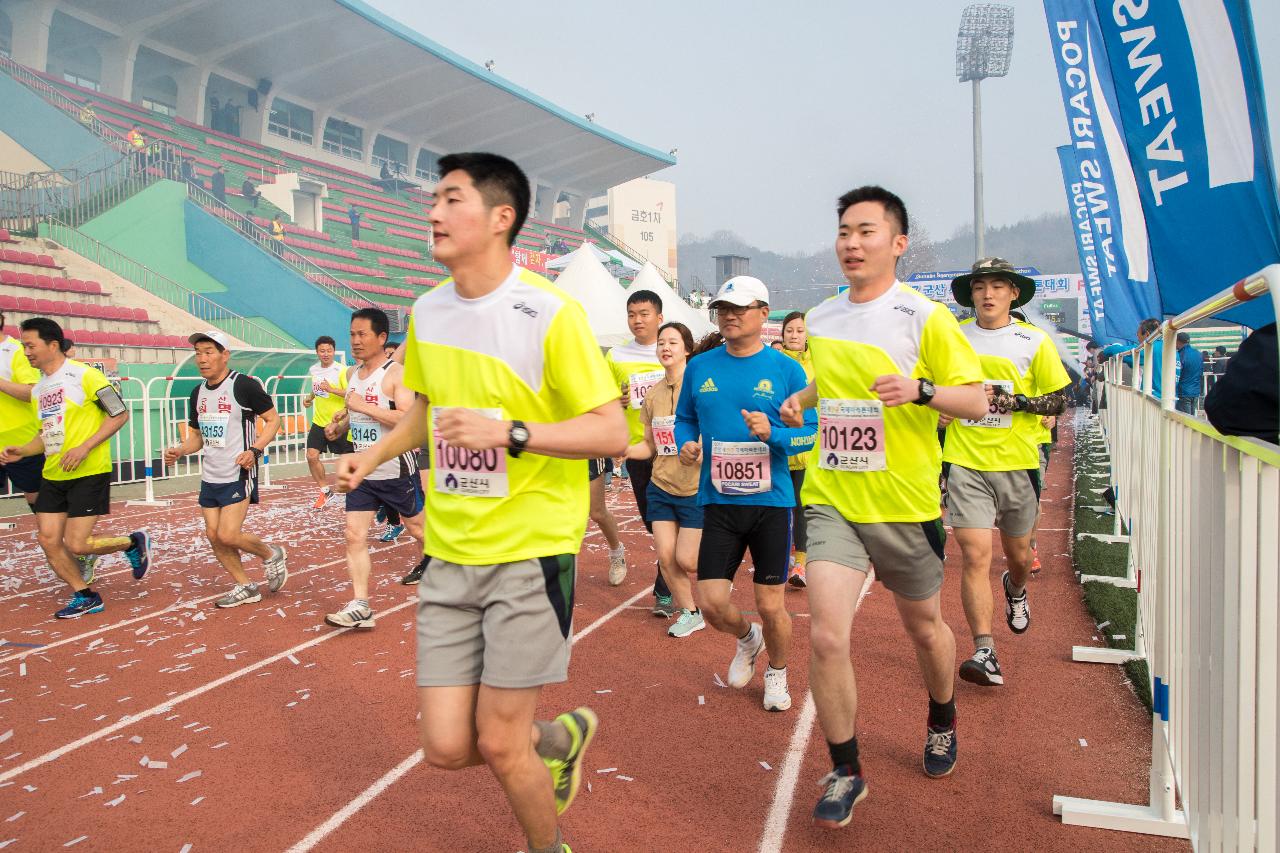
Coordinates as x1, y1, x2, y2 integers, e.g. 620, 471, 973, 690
231, 491, 241, 500
699, 377, 717, 393
752, 378, 774, 400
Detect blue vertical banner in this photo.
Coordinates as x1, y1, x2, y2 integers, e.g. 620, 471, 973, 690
1089, 0, 1279, 329
1043, 0, 1162, 343
1056, 144, 1111, 341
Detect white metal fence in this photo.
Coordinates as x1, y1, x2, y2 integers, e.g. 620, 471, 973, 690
1056, 266, 1280, 850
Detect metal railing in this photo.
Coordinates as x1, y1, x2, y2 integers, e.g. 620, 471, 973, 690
185, 182, 374, 311
0, 55, 133, 154
583, 222, 680, 290
39, 218, 297, 350
1055, 264, 1279, 849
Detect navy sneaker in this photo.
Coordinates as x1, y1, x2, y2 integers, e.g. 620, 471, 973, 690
924, 723, 958, 778
56, 590, 104, 619
400, 556, 428, 586
812, 769, 867, 828
125, 531, 151, 580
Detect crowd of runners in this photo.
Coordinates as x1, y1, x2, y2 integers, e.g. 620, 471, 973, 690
0, 152, 1072, 852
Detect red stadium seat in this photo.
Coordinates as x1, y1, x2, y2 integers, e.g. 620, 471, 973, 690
18, 252, 37, 265
34, 298, 57, 314
1, 249, 20, 263
0, 229, 9, 242
131, 307, 149, 322
64, 278, 85, 293
78, 330, 103, 344
15, 296, 37, 312
0, 270, 18, 285
123, 332, 146, 346
83, 280, 102, 295
103, 331, 127, 345
0, 295, 16, 311
36, 255, 56, 268
16, 273, 36, 287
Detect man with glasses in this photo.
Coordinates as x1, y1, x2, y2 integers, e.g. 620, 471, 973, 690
675, 276, 816, 712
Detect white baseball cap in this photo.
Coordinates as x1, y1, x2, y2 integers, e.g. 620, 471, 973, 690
188, 330, 231, 351
710, 275, 770, 308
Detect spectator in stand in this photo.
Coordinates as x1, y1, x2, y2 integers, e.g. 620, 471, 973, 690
241, 177, 261, 209
127, 124, 147, 171
1204, 323, 1278, 445
380, 161, 392, 181
179, 157, 195, 186
270, 214, 286, 258
348, 207, 364, 241
78, 103, 96, 127
209, 96, 222, 132
1175, 331, 1205, 415
1213, 345, 1230, 375
211, 165, 227, 204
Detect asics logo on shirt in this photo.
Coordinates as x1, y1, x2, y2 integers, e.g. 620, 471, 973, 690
1014, 331, 1033, 341
512, 301, 539, 318
893, 304, 917, 317
699, 377, 718, 393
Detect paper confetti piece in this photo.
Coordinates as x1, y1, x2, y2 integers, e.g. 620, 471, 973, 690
759, 761, 772, 771
0, 731, 10, 744
1112, 634, 1127, 641
276, 608, 286, 618
596, 768, 618, 774
139, 756, 150, 767
697, 696, 705, 706
63, 837, 87, 847
17, 665, 24, 678
1095, 620, 1111, 631
287, 655, 299, 665
171, 744, 188, 758
190, 798, 204, 806
1079, 738, 1088, 747
87, 639, 103, 650
211, 742, 228, 749
78, 787, 102, 799
594, 689, 611, 694
147, 760, 168, 770
105, 795, 125, 807
176, 771, 201, 783
616, 775, 634, 782
128, 736, 142, 744
134, 626, 149, 635
4, 813, 22, 823
712, 672, 726, 688
180, 845, 193, 853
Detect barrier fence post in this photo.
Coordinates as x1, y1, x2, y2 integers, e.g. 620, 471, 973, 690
124, 376, 171, 508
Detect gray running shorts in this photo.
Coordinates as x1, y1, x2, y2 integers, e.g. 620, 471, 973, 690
944, 464, 1040, 537
804, 504, 947, 601
416, 555, 575, 689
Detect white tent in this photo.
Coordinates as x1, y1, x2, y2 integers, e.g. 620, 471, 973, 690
545, 241, 613, 270
551, 249, 633, 347
631, 262, 717, 338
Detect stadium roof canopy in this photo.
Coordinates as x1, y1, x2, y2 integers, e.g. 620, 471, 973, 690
42, 0, 675, 194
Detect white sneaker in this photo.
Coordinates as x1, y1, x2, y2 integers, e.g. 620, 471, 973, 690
264, 544, 288, 593
215, 583, 261, 609
324, 600, 375, 629
727, 623, 764, 688
763, 666, 792, 712
608, 548, 627, 586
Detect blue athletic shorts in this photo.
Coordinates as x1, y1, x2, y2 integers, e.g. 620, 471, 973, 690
198, 479, 258, 508
346, 475, 423, 517
645, 482, 704, 529
0, 453, 44, 495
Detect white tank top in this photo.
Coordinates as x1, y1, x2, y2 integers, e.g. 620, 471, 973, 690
347, 360, 416, 481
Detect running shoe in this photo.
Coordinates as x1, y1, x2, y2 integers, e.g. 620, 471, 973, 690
924, 723, 958, 778
668, 609, 705, 638
400, 556, 429, 586
763, 667, 792, 712
312, 487, 334, 510
958, 647, 1003, 687
78, 553, 99, 584
1003, 570, 1030, 634
651, 594, 675, 618
125, 531, 151, 580
542, 707, 598, 816
727, 622, 765, 688
607, 549, 627, 586
215, 583, 261, 609
380, 524, 405, 543
55, 590, 104, 619
812, 769, 867, 828
264, 545, 288, 593
374, 506, 387, 526
1029, 549, 1042, 574
788, 554, 807, 589
325, 600, 375, 628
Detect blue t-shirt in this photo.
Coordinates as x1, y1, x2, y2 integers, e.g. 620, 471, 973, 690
1115, 339, 1179, 399
674, 345, 816, 507
1176, 345, 1204, 399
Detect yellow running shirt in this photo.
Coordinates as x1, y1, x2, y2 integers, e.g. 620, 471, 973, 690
403, 266, 620, 565
307, 360, 347, 428
943, 319, 1071, 472
801, 283, 983, 523
0, 335, 40, 447
607, 340, 663, 445
31, 359, 117, 481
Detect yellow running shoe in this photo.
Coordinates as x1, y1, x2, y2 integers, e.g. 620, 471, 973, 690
542, 706, 598, 816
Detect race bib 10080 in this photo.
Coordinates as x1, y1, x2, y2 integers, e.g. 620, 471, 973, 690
651, 415, 677, 456
818, 398, 886, 472
629, 370, 664, 410
963, 380, 1015, 429
432, 408, 508, 497
710, 440, 770, 495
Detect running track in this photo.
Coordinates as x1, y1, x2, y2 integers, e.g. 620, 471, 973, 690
0, 415, 1185, 851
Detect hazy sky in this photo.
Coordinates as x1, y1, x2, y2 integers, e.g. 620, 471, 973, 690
370, 0, 1280, 254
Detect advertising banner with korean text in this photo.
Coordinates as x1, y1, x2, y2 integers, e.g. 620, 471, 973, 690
511, 247, 548, 274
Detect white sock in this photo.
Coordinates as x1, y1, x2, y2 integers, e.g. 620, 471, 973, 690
608, 545, 624, 557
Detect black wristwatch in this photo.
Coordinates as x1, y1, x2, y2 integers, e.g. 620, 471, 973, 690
1013, 394, 1029, 412
913, 378, 936, 406
250, 446, 264, 460
507, 420, 530, 458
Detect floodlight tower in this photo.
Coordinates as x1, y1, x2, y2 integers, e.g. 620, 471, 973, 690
955, 4, 1014, 259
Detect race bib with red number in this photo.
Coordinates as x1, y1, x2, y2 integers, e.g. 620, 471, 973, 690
628, 370, 664, 410
432, 408, 508, 497
963, 380, 1014, 429
710, 440, 770, 494
651, 415, 677, 456
818, 398, 886, 472
38, 388, 66, 454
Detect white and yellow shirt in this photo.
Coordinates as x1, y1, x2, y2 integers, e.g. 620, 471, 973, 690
607, 340, 663, 445
0, 336, 40, 448
942, 319, 1070, 471
403, 266, 619, 565
801, 283, 983, 523
31, 359, 116, 481
307, 360, 347, 428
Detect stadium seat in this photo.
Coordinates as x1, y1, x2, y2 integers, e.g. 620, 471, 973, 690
0, 271, 17, 285
15, 296, 37, 312
130, 307, 149, 322
65, 278, 85, 293
1, 249, 19, 263
103, 331, 127, 345
0, 228, 10, 242
78, 330, 103, 344
18, 252, 37, 265
34, 298, 57, 314
36, 255, 57, 268
0, 295, 16, 310
83, 280, 103, 295
34, 274, 54, 290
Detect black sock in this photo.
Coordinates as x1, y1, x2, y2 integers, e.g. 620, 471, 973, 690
827, 736, 860, 775
928, 695, 956, 729
81, 587, 94, 597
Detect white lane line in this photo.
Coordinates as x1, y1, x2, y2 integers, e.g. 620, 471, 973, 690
286, 585, 653, 853
0, 499, 198, 540
757, 569, 875, 853
0, 595, 419, 783
0, 541, 412, 663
